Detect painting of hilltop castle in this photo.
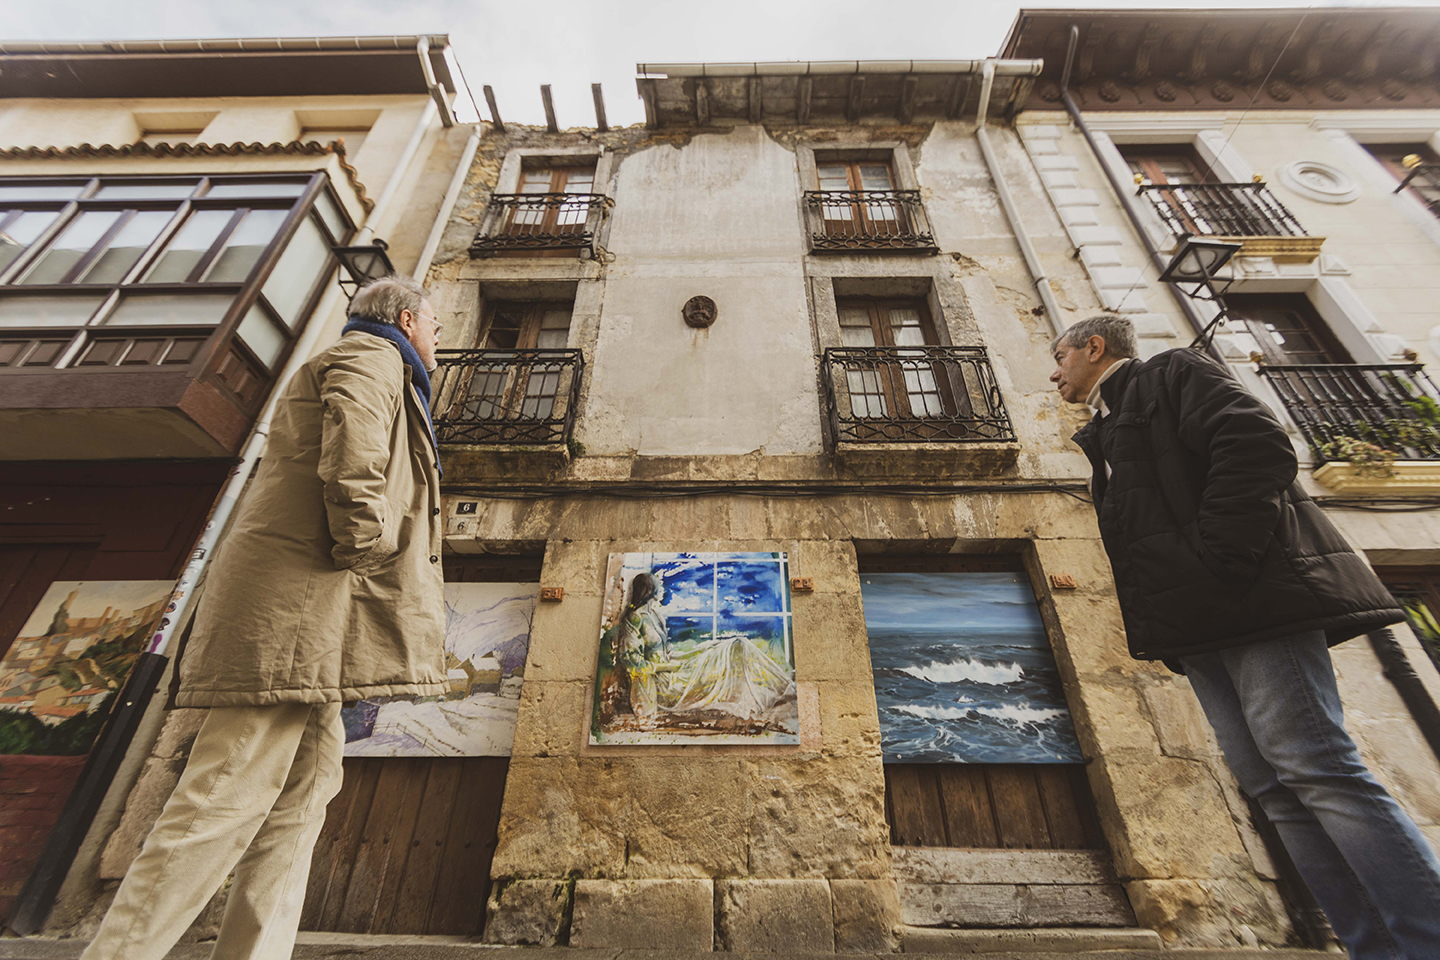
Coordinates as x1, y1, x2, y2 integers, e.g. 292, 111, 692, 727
591, 552, 798, 746
342, 582, 538, 757
0, 581, 172, 756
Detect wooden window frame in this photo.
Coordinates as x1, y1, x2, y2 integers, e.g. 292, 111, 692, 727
478, 148, 610, 260
1377, 566, 1440, 670
477, 299, 573, 350
835, 296, 970, 426
1226, 293, 1353, 365
0, 173, 355, 419
1117, 143, 1217, 185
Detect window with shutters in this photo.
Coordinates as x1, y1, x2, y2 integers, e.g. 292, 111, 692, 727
429, 300, 582, 446
803, 156, 936, 253
470, 162, 607, 258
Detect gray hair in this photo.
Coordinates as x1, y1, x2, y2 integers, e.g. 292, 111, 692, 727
349, 275, 430, 327
1051, 314, 1138, 359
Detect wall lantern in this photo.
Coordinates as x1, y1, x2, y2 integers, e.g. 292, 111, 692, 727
334, 239, 396, 295
1157, 235, 1242, 351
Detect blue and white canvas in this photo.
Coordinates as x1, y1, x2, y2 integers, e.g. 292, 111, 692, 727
592, 552, 797, 745
861, 571, 1084, 764
343, 582, 537, 757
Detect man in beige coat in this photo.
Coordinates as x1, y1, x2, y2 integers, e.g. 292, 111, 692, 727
83, 276, 447, 960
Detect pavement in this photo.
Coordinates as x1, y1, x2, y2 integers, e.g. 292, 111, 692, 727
0, 938, 1336, 960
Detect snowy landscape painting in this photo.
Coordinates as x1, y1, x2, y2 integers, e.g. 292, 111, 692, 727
591, 552, 798, 745
342, 582, 537, 757
861, 571, 1084, 764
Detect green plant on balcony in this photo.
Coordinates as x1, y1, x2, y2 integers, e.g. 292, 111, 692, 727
1318, 432, 1400, 477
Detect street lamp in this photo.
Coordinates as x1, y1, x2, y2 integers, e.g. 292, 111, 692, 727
333, 239, 395, 296
1157, 235, 1242, 350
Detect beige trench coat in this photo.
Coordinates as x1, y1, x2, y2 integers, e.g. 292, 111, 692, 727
175, 330, 447, 707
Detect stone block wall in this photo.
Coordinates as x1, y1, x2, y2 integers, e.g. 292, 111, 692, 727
459, 486, 1293, 950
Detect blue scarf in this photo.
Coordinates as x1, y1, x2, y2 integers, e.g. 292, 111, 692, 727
341, 316, 441, 475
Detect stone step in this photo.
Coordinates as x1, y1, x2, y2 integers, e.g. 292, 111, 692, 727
0, 934, 1334, 960
902, 925, 1162, 953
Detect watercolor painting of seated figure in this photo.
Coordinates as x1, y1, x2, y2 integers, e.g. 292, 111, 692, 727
592, 552, 798, 746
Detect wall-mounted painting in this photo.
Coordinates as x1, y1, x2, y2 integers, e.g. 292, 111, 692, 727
343, 582, 537, 757
0, 580, 172, 756
591, 552, 798, 745
861, 571, 1084, 764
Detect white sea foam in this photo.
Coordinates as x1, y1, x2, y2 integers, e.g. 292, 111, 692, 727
975, 704, 1065, 726
900, 657, 1024, 686
892, 702, 976, 721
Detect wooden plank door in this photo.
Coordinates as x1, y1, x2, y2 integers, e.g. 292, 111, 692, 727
299, 756, 509, 936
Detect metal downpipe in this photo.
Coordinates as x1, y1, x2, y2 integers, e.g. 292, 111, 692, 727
973, 59, 1067, 336
1056, 26, 1222, 362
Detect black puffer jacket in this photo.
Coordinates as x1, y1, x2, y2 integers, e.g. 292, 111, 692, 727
1072, 348, 1402, 662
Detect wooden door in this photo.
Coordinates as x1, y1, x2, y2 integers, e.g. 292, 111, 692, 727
1228, 294, 1351, 365
500, 165, 596, 257
449, 300, 576, 428
836, 299, 970, 436
299, 556, 541, 937
860, 555, 1130, 928
1121, 145, 1221, 235
816, 160, 908, 239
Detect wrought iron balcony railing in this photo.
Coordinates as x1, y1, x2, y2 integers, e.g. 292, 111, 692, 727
1396, 163, 1440, 216
822, 345, 1015, 444
803, 190, 938, 253
1137, 182, 1309, 239
1257, 362, 1440, 462
468, 193, 610, 256
431, 348, 583, 446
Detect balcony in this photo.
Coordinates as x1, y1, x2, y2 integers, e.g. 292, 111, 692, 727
1396, 163, 1440, 216
1137, 182, 1324, 262
1258, 362, 1440, 493
802, 190, 938, 254
431, 348, 583, 447
468, 193, 609, 257
821, 345, 1016, 479
0, 172, 354, 459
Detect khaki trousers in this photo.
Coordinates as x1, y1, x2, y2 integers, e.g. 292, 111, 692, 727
82, 703, 344, 960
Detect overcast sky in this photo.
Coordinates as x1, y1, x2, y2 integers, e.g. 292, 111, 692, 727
7, 0, 1436, 127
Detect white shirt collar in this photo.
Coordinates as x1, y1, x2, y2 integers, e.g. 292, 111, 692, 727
1086, 358, 1134, 418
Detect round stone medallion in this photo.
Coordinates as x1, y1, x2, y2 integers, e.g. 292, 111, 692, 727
682, 295, 717, 329
1278, 160, 1361, 204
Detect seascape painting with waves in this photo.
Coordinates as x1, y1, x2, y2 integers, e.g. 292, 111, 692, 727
861, 571, 1084, 764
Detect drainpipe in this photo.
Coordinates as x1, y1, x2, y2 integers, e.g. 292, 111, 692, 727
356, 96, 439, 245
1056, 26, 1222, 361
417, 36, 456, 129
413, 125, 482, 282
8, 55, 456, 938
973, 58, 1067, 337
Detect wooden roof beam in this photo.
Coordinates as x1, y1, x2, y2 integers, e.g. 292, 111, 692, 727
592, 83, 609, 131
847, 75, 865, 122
541, 83, 558, 132
482, 84, 504, 132
898, 74, 918, 122
639, 78, 658, 127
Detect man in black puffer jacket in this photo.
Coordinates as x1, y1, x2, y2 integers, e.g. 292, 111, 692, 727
1053, 315, 1440, 960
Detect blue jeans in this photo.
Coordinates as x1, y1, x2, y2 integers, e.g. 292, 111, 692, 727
1182, 631, 1440, 960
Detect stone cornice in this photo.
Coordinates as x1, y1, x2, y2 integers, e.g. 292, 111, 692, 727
1004, 7, 1440, 112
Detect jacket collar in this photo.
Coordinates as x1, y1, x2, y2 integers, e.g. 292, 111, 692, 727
1097, 357, 1139, 416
